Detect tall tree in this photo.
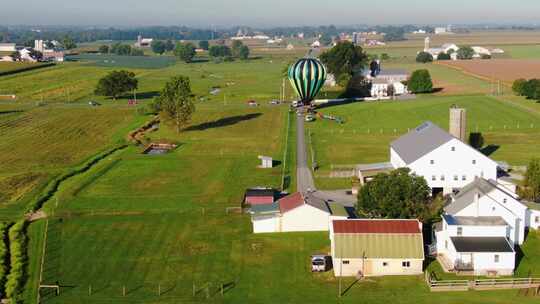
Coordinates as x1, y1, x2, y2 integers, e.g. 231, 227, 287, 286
199, 40, 209, 50
408, 69, 433, 93
416, 51, 433, 63
357, 168, 436, 220
231, 40, 244, 57
512, 79, 527, 96
98, 45, 109, 54
523, 158, 540, 202
155, 76, 196, 133
165, 40, 175, 52
319, 41, 368, 81
62, 36, 77, 50
94, 70, 138, 100
457, 46, 475, 60
238, 45, 250, 60
174, 42, 196, 63
151, 40, 166, 55
208, 45, 231, 58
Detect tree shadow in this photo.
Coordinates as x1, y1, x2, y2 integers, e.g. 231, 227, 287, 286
0, 110, 24, 115
316, 99, 360, 110
272, 160, 282, 167
432, 88, 444, 93
184, 113, 262, 131
135, 91, 160, 99
514, 244, 526, 272
341, 278, 360, 296
480, 144, 500, 156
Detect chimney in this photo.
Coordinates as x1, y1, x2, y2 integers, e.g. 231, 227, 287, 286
449, 105, 467, 142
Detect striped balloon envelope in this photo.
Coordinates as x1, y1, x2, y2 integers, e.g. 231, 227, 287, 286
287, 58, 327, 104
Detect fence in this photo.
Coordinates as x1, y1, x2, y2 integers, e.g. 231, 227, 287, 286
426, 272, 540, 292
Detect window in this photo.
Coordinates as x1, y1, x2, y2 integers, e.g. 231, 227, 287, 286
451, 146, 456, 151
402, 261, 411, 268
440, 175, 445, 181
382, 262, 388, 267
342, 260, 350, 265
432, 175, 436, 181
453, 175, 458, 181
494, 255, 500, 263
457, 227, 463, 236
462, 175, 467, 181
445, 240, 448, 249
503, 198, 507, 204
472, 160, 477, 164
430, 160, 435, 165
535, 216, 539, 223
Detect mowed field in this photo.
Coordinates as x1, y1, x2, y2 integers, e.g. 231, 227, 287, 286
0, 104, 144, 219
438, 59, 540, 84
306, 95, 540, 179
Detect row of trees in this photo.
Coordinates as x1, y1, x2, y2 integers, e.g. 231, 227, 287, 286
99, 43, 144, 56
416, 46, 490, 63
512, 79, 540, 101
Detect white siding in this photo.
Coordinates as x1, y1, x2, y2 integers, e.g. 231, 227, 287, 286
332, 258, 423, 277
390, 147, 406, 169
472, 252, 515, 276
528, 209, 540, 230
252, 215, 279, 233
280, 205, 331, 232
407, 139, 498, 193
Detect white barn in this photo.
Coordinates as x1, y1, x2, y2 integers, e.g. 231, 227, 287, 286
390, 122, 499, 195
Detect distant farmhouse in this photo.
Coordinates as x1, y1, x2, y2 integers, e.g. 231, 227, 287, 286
364, 62, 409, 99
330, 219, 424, 277
135, 35, 153, 48
423, 37, 501, 60
0, 40, 64, 62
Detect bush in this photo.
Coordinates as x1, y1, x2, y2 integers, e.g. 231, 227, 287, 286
5, 221, 27, 303
408, 69, 433, 93
481, 54, 491, 59
521, 79, 540, 100
416, 51, 433, 63
437, 52, 451, 60
0, 223, 8, 298
513, 79, 528, 96
457, 46, 475, 60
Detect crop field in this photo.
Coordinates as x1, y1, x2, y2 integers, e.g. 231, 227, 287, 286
0, 62, 49, 73
438, 59, 540, 84
504, 44, 540, 59
0, 104, 143, 219
389, 31, 540, 48
306, 95, 540, 176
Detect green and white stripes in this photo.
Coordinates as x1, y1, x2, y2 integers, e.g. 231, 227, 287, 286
287, 58, 327, 103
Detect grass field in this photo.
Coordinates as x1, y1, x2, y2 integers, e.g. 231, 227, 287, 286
0, 62, 49, 73
306, 95, 540, 183
68, 54, 178, 69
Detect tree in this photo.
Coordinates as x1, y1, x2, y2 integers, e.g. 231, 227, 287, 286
408, 69, 433, 93
208, 45, 232, 58
98, 45, 109, 54
174, 42, 196, 63
231, 40, 244, 57
199, 40, 209, 50
457, 46, 475, 60
522, 158, 540, 202
469, 132, 484, 149
151, 40, 166, 55
155, 76, 196, 133
522, 79, 540, 100
319, 35, 332, 46
238, 45, 250, 60
319, 41, 368, 81
9, 51, 21, 61
111, 43, 132, 56
94, 70, 138, 100
356, 168, 435, 220
513, 79, 528, 96
165, 40, 175, 52
130, 48, 144, 56
437, 52, 451, 60
416, 51, 433, 63
62, 36, 77, 50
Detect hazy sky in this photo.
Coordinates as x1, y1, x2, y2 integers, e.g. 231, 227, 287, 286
1, 0, 540, 27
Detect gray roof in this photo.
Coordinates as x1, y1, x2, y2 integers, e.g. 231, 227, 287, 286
443, 214, 507, 226
390, 121, 454, 164
303, 193, 331, 214
249, 203, 280, 215
450, 237, 514, 253
444, 178, 496, 214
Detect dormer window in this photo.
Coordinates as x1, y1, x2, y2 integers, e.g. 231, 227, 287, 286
430, 160, 435, 165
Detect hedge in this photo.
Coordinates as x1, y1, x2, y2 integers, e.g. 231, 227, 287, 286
0, 63, 56, 77
5, 221, 27, 303
0, 223, 8, 298
27, 144, 128, 213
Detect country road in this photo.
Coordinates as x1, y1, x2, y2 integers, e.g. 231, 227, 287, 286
295, 111, 357, 207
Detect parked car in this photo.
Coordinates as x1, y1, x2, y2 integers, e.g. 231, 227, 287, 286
269, 100, 280, 105
247, 100, 259, 107
305, 114, 315, 122
311, 255, 331, 272
88, 101, 101, 106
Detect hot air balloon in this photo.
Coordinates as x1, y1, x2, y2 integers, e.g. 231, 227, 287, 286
288, 58, 327, 105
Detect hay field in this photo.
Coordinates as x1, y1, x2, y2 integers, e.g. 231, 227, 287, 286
438, 59, 540, 84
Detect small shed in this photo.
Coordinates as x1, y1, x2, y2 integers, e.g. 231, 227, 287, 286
244, 188, 276, 206
258, 155, 273, 168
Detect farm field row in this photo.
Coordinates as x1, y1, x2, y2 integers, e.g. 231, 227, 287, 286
437, 59, 540, 84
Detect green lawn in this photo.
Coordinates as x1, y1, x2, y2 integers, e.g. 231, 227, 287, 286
306, 95, 540, 179
504, 44, 540, 59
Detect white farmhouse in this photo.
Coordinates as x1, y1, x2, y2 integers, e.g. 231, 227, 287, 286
330, 219, 424, 277
250, 192, 349, 233
390, 121, 499, 195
